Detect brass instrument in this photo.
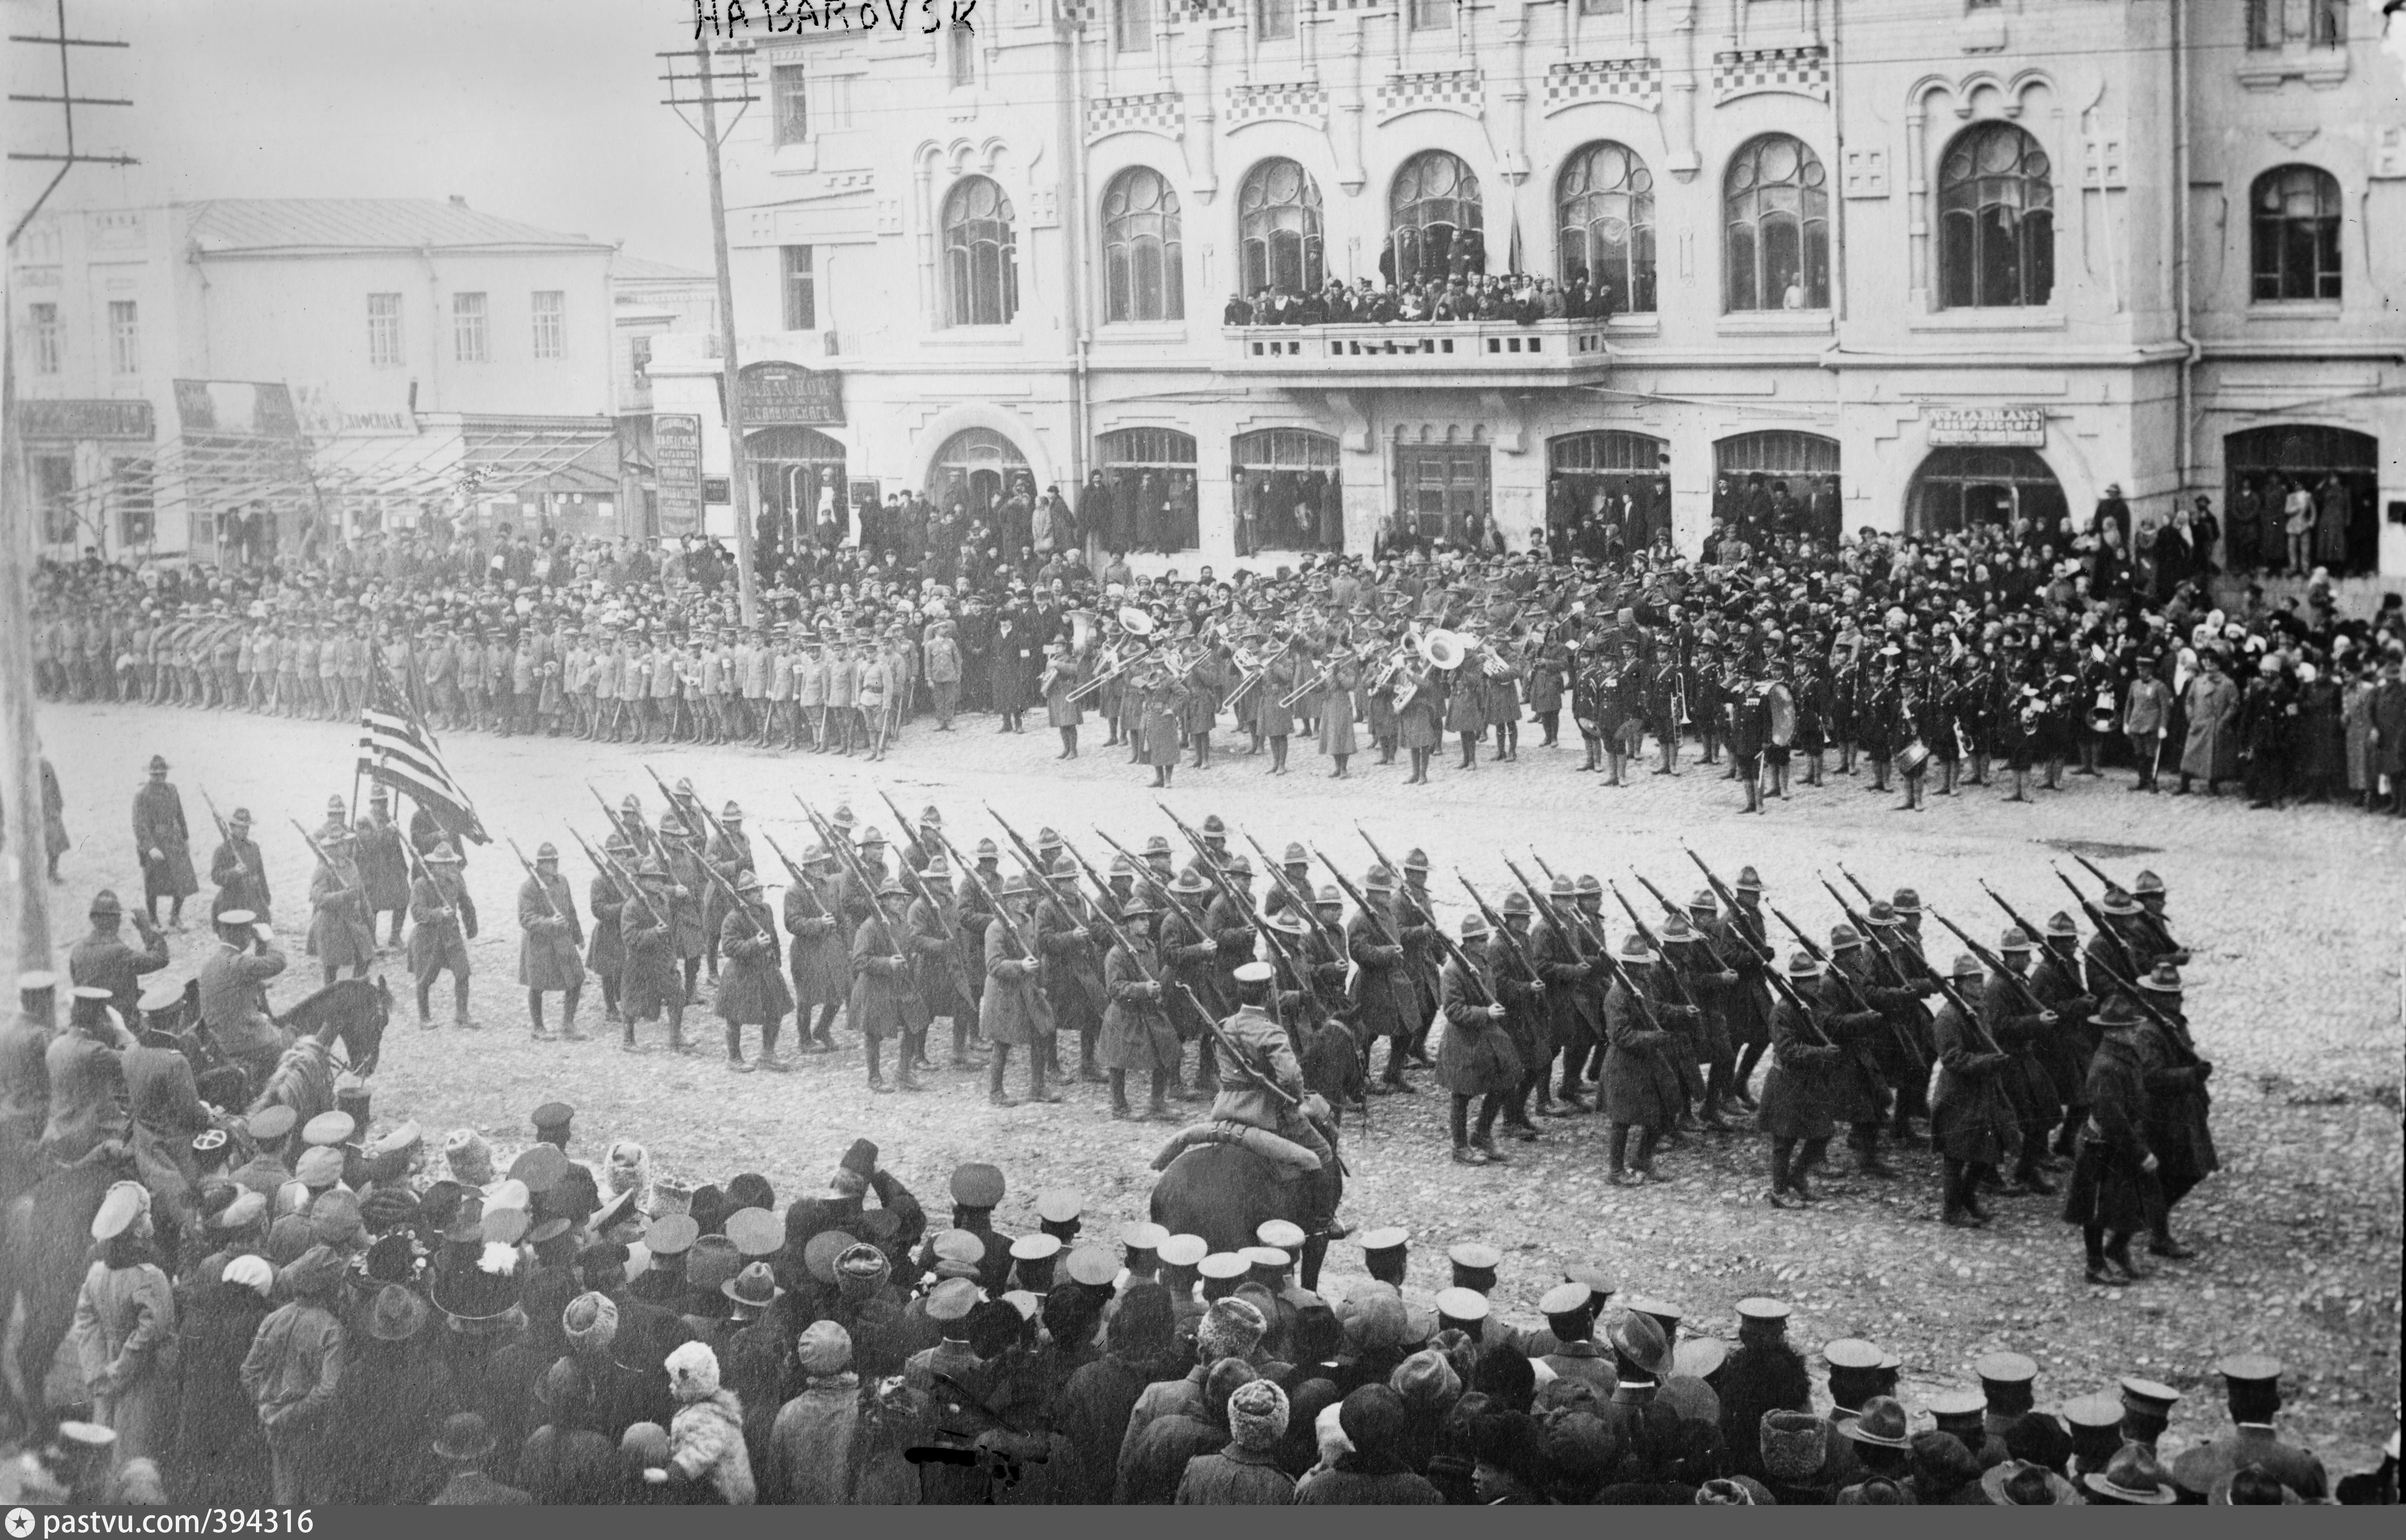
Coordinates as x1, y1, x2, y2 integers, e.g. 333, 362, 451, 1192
1279, 645, 1356, 709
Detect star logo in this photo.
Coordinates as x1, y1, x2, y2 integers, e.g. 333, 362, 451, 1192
6, 1507, 37, 1539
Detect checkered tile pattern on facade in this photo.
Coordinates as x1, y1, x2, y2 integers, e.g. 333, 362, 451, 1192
1227, 80, 1331, 127
1377, 68, 1484, 119
1314, 0, 1392, 10
1059, 0, 1095, 23
1086, 91, 1187, 141
1543, 57, 1661, 112
1185, 0, 1243, 17
1713, 46, 1831, 104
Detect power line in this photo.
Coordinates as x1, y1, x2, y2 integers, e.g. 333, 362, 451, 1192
6, 0, 136, 244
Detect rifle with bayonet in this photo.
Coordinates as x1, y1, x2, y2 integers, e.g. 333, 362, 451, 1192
1767, 902, 1881, 1016
199, 787, 262, 893
572, 828, 666, 929
1605, 879, 1708, 1014
795, 797, 897, 940
1832, 866, 1939, 986
506, 837, 567, 922
1313, 846, 1397, 951
1355, 825, 1435, 934
1247, 833, 1336, 941
1092, 829, 1208, 934
2043, 873, 2203, 1067
1924, 906, 2043, 1035
1631, 870, 1741, 976
758, 831, 827, 918
1455, 873, 1543, 1000
1157, 804, 1307, 984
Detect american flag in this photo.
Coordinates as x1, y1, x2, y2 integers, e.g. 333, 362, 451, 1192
357, 662, 488, 845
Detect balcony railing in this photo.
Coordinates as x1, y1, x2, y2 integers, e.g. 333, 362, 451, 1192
1220, 318, 1611, 381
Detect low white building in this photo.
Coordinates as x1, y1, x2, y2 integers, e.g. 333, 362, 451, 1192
10, 198, 635, 558
648, 0, 2406, 593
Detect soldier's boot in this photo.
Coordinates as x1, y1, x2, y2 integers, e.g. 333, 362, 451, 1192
1109, 1068, 1134, 1119
724, 1022, 752, 1073
896, 1032, 925, 1093
1852, 1126, 1898, 1179
527, 994, 556, 1042
668, 1012, 693, 1054
866, 1034, 891, 1094
757, 1018, 792, 1073
1078, 1028, 1106, 1083
621, 1015, 647, 1053
986, 1045, 1018, 1107
560, 993, 589, 1042
1606, 1123, 1641, 1185
1030, 1051, 1063, 1104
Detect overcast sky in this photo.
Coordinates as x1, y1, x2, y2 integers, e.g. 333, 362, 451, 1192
6, 0, 714, 269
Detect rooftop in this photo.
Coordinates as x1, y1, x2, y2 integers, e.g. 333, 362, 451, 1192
180, 198, 614, 256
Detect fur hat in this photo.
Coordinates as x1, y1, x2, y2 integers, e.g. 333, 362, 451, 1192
1760, 1409, 1828, 1481
1341, 1290, 1411, 1354
563, 1290, 618, 1354
1197, 1295, 1268, 1361
665, 1340, 721, 1401
1227, 1377, 1290, 1453
443, 1128, 494, 1187
1390, 1348, 1462, 1408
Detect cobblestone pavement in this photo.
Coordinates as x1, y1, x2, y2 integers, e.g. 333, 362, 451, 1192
25, 702, 2404, 1470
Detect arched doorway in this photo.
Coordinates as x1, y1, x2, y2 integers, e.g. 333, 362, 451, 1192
1714, 430, 1841, 541
747, 426, 848, 550
1549, 431, 1669, 557
2224, 425, 2378, 576
924, 428, 1031, 524
1907, 447, 2065, 536
1232, 428, 1342, 555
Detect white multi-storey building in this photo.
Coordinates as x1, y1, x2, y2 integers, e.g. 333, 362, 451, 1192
649, 0, 2406, 587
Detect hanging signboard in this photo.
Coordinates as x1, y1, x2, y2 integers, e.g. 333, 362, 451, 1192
1926, 407, 2045, 447
736, 360, 844, 426
655, 413, 704, 535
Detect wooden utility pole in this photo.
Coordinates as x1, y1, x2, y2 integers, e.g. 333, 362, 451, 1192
3, 0, 136, 979
661, 41, 761, 627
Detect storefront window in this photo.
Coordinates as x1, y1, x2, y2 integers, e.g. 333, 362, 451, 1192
1906, 447, 2065, 537
2223, 424, 2378, 577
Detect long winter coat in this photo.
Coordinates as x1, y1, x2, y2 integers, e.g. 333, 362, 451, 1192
2180, 669, 2239, 782
1435, 953, 1521, 1098
75, 1256, 177, 1463
716, 901, 792, 1026
174, 1278, 273, 1505
979, 909, 1055, 1046
669, 1387, 757, 1504
1346, 910, 1417, 1040
1755, 999, 1846, 1142
309, 857, 376, 970
785, 877, 851, 1009
1601, 973, 1688, 1127
846, 913, 926, 1041
1928, 1000, 2017, 1165
132, 782, 199, 899
516, 872, 584, 989
1098, 940, 1180, 1073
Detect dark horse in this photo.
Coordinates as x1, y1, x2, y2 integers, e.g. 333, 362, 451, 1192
0, 1146, 136, 1439
1149, 1138, 1343, 1294
149, 975, 389, 1111
275, 976, 390, 1080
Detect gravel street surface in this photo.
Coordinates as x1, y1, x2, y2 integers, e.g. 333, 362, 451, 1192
27, 701, 2404, 1471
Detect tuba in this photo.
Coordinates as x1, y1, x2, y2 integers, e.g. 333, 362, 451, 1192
1418, 628, 1468, 672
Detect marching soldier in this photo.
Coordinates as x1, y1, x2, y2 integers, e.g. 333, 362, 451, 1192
1662, 910, 1740, 1130
658, 816, 710, 1004
900, 853, 964, 1080
307, 826, 376, 988
1527, 876, 1595, 1118
620, 859, 689, 1054
2029, 912, 2100, 1161
1349, 866, 1419, 1096
980, 873, 1059, 1107
1098, 888, 1177, 1120
1439, 911, 1520, 1166
1982, 929, 2064, 1195
1758, 952, 1872, 1207
2131, 963, 2215, 1261
1600, 933, 1689, 1186
786, 844, 851, 1056
716, 871, 792, 1074
67, 889, 169, 1028
1036, 857, 1108, 1085
409, 841, 478, 1031
848, 874, 926, 1094
2062, 994, 2156, 1284
208, 807, 271, 925
701, 802, 756, 984
1823, 923, 1927, 1179
133, 754, 200, 931
1930, 953, 2017, 1227
197, 909, 287, 1096
357, 788, 412, 950
518, 842, 587, 1043
586, 835, 633, 1033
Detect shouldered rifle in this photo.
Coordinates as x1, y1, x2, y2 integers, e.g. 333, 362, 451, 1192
1683, 848, 1768, 955
1247, 832, 1333, 937
1091, 829, 1208, 934
1631, 869, 1738, 975
2053, 867, 2141, 977
1422, 912, 1497, 1005
684, 829, 766, 938
1155, 804, 1295, 976
200, 787, 256, 881
589, 783, 668, 869
1606, 880, 1704, 1013
931, 830, 1029, 957
984, 805, 1058, 891
1925, 905, 2044, 1031
1819, 875, 1927, 987
1500, 854, 1610, 988
1313, 846, 1397, 949
506, 837, 565, 920
1979, 882, 2053, 968
1455, 873, 1541, 990
1767, 903, 1876, 1015
291, 818, 345, 881
571, 829, 664, 928
880, 790, 936, 868
870, 817, 976, 1005
2069, 852, 2119, 893
758, 831, 827, 918
1354, 825, 1433, 932
796, 798, 895, 940
647, 764, 738, 866
2049, 872, 2201, 1065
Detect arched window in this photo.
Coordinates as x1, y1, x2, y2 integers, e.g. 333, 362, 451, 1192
1723, 135, 1829, 312
1556, 141, 1655, 314
2251, 165, 2342, 302
1101, 168, 1184, 323
1237, 159, 1324, 297
924, 427, 1030, 522
941, 176, 1018, 327
1939, 122, 2054, 308
1388, 150, 1483, 288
